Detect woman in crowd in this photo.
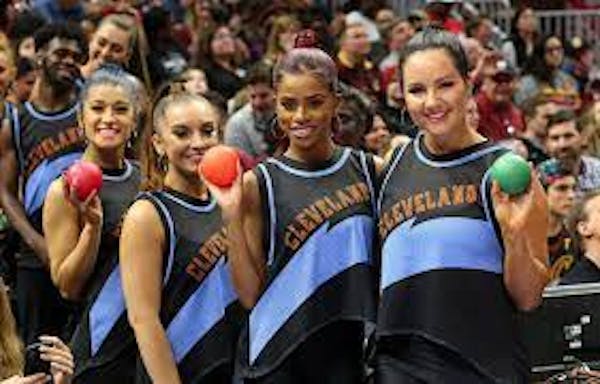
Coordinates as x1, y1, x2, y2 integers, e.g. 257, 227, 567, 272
501, 7, 540, 73
515, 34, 579, 106
119, 91, 240, 383
375, 28, 550, 383
196, 24, 246, 101
207, 31, 381, 383
0, 278, 74, 384
263, 14, 301, 66
43, 66, 141, 383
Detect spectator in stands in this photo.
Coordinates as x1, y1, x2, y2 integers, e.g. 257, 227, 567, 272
560, 191, 600, 285
515, 35, 578, 106
80, 14, 137, 79
143, 6, 188, 89
545, 110, 600, 193
580, 101, 600, 157
475, 58, 524, 141
364, 112, 391, 156
7, 11, 46, 60
0, 39, 15, 103
563, 36, 594, 92
263, 14, 301, 66
335, 21, 381, 101
501, 7, 539, 73
519, 95, 557, 165
224, 62, 275, 160
177, 67, 208, 96
333, 87, 373, 149
538, 158, 577, 280
196, 23, 246, 100
379, 18, 414, 93
424, 0, 464, 35
31, 0, 85, 24
6, 57, 36, 105
466, 14, 495, 50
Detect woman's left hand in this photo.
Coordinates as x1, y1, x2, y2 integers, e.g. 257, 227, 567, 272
491, 169, 549, 242
37, 336, 74, 384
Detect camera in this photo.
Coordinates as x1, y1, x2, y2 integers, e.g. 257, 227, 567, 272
24, 342, 51, 376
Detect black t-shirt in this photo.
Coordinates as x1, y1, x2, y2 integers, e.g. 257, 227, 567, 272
204, 60, 244, 100
560, 257, 600, 285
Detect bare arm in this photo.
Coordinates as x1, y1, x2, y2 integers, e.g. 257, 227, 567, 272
493, 176, 550, 311
120, 200, 181, 384
0, 118, 48, 266
43, 178, 102, 301
205, 166, 266, 309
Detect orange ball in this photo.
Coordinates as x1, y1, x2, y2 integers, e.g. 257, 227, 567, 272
198, 145, 240, 188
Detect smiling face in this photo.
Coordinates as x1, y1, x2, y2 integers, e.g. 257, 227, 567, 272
88, 21, 132, 69
40, 37, 84, 90
81, 83, 135, 151
402, 48, 471, 140
276, 72, 338, 153
153, 98, 220, 179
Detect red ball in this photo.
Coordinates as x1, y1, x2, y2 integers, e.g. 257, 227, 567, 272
198, 145, 240, 188
64, 161, 103, 201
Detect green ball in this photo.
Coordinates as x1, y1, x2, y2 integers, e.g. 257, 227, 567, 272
490, 152, 531, 195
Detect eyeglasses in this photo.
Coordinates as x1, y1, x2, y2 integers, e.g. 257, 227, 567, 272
546, 46, 563, 53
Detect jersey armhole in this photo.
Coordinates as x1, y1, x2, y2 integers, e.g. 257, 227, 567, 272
255, 164, 276, 267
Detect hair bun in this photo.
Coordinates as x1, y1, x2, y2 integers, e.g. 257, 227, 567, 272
294, 29, 318, 49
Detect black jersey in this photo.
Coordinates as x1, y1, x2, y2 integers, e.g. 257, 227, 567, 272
237, 147, 378, 379
135, 189, 240, 384
9, 100, 84, 267
377, 133, 527, 381
71, 160, 140, 380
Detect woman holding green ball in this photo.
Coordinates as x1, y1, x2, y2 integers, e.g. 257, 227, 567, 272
375, 28, 550, 383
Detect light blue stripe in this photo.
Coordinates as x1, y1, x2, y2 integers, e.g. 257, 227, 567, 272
24, 152, 82, 215
267, 148, 350, 178
380, 217, 503, 291
249, 215, 373, 364
413, 133, 504, 168
89, 266, 126, 356
166, 258, 237, 363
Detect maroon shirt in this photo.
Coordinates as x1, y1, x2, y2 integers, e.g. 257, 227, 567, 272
475, 92, 525, 142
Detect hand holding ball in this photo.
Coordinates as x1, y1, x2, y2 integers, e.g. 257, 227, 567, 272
198, 145, 240, 188
64, 161, 103, 201
490, 152, 531, 196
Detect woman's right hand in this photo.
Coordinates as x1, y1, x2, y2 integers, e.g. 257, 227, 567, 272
202, 161, 244, 223
1, 374, 51, 384
64, 183, 103, 228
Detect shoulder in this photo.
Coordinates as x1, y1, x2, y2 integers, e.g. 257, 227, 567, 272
123, 198, 163, 232
226, 104, 252, 127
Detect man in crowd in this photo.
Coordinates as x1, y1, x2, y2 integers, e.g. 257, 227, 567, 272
519, 95, 559, 165
545, 109, 600, 193
475, 58, 524, 142
225, 63, 275, 162
538, 158, 577, 280
0, 23, 86, 343
336, 21, 381, 101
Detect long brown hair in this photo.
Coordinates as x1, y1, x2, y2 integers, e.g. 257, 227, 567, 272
0, 279, 23, 379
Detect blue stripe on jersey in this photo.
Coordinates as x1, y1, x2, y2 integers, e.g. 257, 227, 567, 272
249, 215, 373, 364
165, 258, 237, 363
89, 266, 126, 356
380, 217, 503, 291
24, 152, 82, 215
